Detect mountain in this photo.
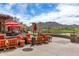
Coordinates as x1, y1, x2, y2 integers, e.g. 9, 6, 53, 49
37, 22, 61, 28
29, 22, 79, 30
36, 22, 79, 28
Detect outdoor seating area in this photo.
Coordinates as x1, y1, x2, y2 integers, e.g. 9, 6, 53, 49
0, 34, 24, 50
0, 32, 51, 51
36, 34, 50, 44
0, 13, 53, 52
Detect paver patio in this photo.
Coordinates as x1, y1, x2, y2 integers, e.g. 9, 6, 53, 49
0, 37, 79, 56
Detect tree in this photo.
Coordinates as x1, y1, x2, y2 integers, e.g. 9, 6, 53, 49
13, 17, 20, 23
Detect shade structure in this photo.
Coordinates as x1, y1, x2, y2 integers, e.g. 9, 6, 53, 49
7, 24, 22, 28
5, 21, 18, 25
5, 21, 22, 28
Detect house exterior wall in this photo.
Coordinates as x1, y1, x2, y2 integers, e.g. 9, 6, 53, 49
0, 14, 13, 33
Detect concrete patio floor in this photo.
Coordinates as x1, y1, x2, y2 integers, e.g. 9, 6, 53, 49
0, 37, 79, 56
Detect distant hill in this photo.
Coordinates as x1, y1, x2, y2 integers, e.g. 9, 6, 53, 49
29, 22, 79, 30
36, 22, 79, 28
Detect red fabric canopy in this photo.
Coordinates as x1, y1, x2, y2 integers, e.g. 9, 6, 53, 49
5, 21, 18, 25
7, 24, 22, 28
5, 21, 22, 28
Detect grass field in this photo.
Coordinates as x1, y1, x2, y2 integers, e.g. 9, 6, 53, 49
43, 28, 79, 33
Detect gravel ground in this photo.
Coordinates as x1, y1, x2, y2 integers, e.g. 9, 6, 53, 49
0, 37, 79, 56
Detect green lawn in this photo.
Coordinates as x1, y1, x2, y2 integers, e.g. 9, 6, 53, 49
42, 28, 79, 33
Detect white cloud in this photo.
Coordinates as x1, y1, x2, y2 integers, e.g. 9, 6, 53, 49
5, 4, 14, 11
0, 3, 79, 26
0, 4, 31, 23
58, 4, 79, 17
23, 3, 79, 26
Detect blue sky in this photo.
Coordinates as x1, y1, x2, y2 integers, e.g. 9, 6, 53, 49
0, 3, 79, 26
0, 3, 58, 17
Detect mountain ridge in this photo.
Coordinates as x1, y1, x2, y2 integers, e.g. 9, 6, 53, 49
36, 22, 79, 28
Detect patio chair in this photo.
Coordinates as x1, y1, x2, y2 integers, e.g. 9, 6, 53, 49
0, 34, 5, 39
18, 40, 25, 47
16, 34, 24, 40
44, 35, 49, 42
24, 36, 31, 44
8, 38, 18, 48
0, 40, 6, 50
36, 36, 43, 44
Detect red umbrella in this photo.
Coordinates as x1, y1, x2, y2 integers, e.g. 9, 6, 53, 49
7, 24, 22, 28
5, 21, 22, 28
5, 21, 18, 25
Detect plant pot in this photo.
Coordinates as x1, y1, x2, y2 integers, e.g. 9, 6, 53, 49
70, 35, 79, 43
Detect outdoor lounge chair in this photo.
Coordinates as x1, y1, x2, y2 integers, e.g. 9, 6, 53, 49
16, 35, 25, 47
16, 34, 24, 40
8, 38, 18, 48
24, 33, 31, 44
44, 35, 49, 42
0, 40, 6, 50
24, 36, 31, 44
18, 40, 25, 47
0, 34, 5, 39
37, 36, 43, 44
